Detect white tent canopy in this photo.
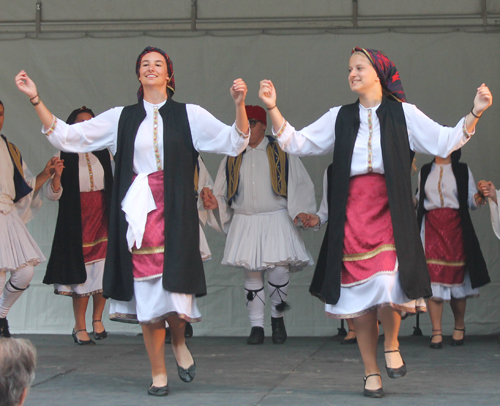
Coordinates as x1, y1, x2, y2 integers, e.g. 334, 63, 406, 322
1, 1, 499, 337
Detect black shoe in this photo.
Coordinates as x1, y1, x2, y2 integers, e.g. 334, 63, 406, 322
384, 349, 406, 379
430, 329, 443, 349
148, 383, 169, 396
271, 317, 287, 344
185, 322, 193, 338
451, 327, 465, 346
0, 318, 11, 338
165, 327, 172, 344
177, 360, 196, 383
72, 329, 96, 346
363, 373, 384, 398
247, 326, 264, 345
92, 320, 108, 340
340, 331, 357, 345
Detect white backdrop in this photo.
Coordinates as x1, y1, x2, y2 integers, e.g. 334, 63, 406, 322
1, 30, 499, 337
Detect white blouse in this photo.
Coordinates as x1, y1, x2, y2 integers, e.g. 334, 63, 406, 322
488, 191, 500, 239
274, 102, 472, 176
416, 163, 480, 211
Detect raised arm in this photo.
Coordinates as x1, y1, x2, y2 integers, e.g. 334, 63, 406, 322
15, 71, 54, 129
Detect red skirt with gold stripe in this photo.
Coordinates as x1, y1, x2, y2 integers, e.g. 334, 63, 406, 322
81, 190, 108, 265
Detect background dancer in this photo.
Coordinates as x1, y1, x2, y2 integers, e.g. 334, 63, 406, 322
15, 46, 249, 396
44, 106, 113, 346
258, 47, 492, 397
0, 99, 63, 338
478, 180, 500, 239
203, 105, 315, 344
416, 150, 490, 349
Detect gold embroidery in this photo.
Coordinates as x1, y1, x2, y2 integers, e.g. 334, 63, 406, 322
132, 245, 164, 255
226, 154, 244, 203
6, 141, 24, 179
342, 244, 396, 262
266, 140, 288, 198
438, 165, 444, 208
426, 258, 465, 267
82, 237, 108, 248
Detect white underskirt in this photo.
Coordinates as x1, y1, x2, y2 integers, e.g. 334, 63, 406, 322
109, 276, 201, 325
222, 210, 312, 271
429, 272, 479, 301
325, 267, 427, 319
0, 210, 45, 271
54, 260, 105, 297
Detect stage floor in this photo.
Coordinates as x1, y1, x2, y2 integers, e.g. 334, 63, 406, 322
19, 333, 500, 406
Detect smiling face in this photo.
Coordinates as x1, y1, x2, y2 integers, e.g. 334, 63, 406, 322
348, 52, 381, 96
137, 52, 169, 91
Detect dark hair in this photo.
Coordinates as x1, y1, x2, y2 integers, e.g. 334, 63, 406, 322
66, 106, 95, 125
451, 148, 462, 163
0, 100, 4, 108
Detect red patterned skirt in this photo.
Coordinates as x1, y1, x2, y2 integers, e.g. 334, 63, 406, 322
131, 171, 165, 281
81, 190, 108, 265
425, 208, 465, 286
341, 173, 397, 287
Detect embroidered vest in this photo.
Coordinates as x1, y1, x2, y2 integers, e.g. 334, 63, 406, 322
1, 134, 33, 202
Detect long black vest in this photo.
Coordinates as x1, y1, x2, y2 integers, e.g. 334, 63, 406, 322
102, 99, 205, 301
417, 161, 490, 288
310, 97, 432, 305
43, 151, 113, 285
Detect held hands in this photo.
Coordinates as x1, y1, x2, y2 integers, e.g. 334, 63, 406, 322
230, 79, 247, 105
42, 157, 64, 178
294, 213, 319, 228
200, 187, 218, 210
259, 80, 277, 109
478, 180, 497, 204
15, 71, 38, 99
473, 84, 493, 116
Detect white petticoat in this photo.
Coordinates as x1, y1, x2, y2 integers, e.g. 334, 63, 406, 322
54, 260, 105, 297
222, 210, 312, 271
325, 268, 427, 319
0, 210, 45, 271
109, 276, 201, 325
429, 272, 479, 301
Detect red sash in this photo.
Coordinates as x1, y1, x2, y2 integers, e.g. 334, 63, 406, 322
131, 171, 165, 281
425, 208, 465, 286
341, 173, 397, 286
81, 190, 108, 265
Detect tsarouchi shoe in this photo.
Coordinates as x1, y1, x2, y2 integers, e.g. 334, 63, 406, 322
271, 317, 287, 344
0, 318, 11, 338
247, 326, 264, 345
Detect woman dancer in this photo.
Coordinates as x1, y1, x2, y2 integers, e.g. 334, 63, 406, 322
416, 150, 489, 348
258, 48, 492, 397
0, 99, 63, 337
15, 46, 249, 396
44, 106, 113, 345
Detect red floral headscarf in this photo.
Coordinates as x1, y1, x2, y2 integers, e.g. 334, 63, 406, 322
136, 46, 175, 100
352, 47, 406, 102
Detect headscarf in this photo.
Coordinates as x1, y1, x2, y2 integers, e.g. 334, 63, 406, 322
351, 47, 406, 102
66, 106, 95, 124
245, 105, 267, 126
136, 46, 175, 100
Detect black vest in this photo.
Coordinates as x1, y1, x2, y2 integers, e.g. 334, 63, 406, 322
417, 161, 490, 289
43, 151, 113, 285
1, 134, 33, 203
102, 99, 205, 301
310, 97, 432, 305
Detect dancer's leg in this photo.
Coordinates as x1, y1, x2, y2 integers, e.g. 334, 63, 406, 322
427, 299, 444, 344
142, 320, 168, 387
72, 296, 90, 340
450, 298, 466, 340
267, 265, 289, 318
244, 270, 265, 327
166, 315, 194, 369
378, 306, 404, 369
0, 265, 34, 318
346, 318, 356, 340
91, 293, 107, 334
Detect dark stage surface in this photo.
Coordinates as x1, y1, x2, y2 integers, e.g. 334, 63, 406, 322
19, 333, 500, 406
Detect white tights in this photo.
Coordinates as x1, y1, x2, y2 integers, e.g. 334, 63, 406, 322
244, 265, 290, 328
0, 265, 35, 318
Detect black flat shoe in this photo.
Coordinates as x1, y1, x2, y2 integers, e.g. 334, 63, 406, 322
430, 329, 443, 349
340, 331, 357, 345
247, 326, 264, 345
271, 317, 287, 344
92, 320, 108, 340
148, 383, 169, 396
177, 360, 196, 383
363, 373, 384, 398
0, 318, 12, 338
72, 329, 95, 346
384, 349, 406, 379
451, 327, 465, 346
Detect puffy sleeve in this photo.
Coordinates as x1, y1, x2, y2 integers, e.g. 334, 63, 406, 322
211, 156, 233, 234
287, 155, 316, 220
43, 107, 124, 155
197, 157, 215, 227
467, 167, 483, 210
316, 168, 329, 227
187, 104, 249, 157
15, 162, 43, 223
403, 103, 472, 158
272, 107, 341, 156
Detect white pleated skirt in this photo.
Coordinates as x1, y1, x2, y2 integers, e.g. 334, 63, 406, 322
222, 210, 312, 271
429, 272, 479, 301
0, 210, 45, 271
54, 260, 105, 297
325, 266, 426, 319
109, 276, 201, 325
